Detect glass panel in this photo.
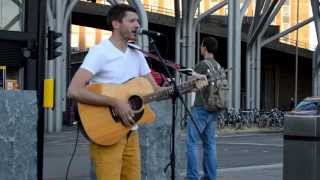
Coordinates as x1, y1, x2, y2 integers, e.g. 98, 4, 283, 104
0, 0, 25, 32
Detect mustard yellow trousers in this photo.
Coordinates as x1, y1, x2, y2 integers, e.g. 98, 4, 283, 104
90, 131, 141, 180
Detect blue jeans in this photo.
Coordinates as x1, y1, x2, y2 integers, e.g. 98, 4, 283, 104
186, 106, 218, 180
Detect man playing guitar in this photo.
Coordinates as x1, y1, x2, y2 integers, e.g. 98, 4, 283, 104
68, 4, 207, 180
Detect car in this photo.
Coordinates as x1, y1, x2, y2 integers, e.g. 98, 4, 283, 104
289, 96, 320, 115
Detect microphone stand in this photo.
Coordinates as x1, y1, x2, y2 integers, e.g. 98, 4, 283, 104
148, 37, 204, 180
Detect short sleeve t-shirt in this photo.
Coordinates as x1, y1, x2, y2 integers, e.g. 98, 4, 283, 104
80, 39, 151, 84
80, 39, 151, 130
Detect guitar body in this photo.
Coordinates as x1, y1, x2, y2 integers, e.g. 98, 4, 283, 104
78, 77, 156, 146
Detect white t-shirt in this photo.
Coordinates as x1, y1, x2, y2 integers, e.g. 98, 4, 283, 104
80, 39, 151, 84
80, 39, 151, 130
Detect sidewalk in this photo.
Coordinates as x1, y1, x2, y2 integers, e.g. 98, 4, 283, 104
43, 126, 283, 180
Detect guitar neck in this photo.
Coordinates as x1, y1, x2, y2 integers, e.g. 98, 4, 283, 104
143, 79, 198, 103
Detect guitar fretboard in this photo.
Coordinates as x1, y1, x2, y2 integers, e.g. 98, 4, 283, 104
142, 79, 198, 103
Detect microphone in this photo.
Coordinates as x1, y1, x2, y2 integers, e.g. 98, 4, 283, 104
137, 28, 163, 37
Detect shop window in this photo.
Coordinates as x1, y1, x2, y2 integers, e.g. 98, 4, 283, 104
0, 66, 21, 90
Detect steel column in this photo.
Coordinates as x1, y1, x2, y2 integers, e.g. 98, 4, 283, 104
46, 0, 55, 133
246, 45, 252, 109
174, 0, 181, 67
54, 0, 63, 132
311, 0, 320, 96
46, 0, 79, 132
240, 0, 251, 22
313, 46, 320, 95
246, 0, 285, 110
228, 0, 241, 109
256, 38, 261, 109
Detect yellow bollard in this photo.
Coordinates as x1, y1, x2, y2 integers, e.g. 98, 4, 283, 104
43, 79, 54, 108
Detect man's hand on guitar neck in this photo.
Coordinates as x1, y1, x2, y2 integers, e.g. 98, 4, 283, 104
190, 72, 209, 91
110, 98, 136, 127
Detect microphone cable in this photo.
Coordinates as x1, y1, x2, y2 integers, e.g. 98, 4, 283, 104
65, 123, 80, 180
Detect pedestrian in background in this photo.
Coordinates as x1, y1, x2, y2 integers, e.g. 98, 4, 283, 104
186, 37, 221, 180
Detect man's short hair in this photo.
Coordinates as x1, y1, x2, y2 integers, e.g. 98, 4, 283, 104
107, 4, 138, 29
202, 37, 218, 54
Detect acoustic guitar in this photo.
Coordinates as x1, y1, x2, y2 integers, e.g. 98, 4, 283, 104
78, 76, 207, 146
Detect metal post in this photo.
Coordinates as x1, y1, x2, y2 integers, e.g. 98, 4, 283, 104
313, 46, 320, 96
174, 0, 181, 66
228, 0, 234, 108
46, 0, 54, 133
46, 60, 55, 133
246, 0, 263, 109
251, 43, 256, 108
294, 0, 300, 106
311, 0, 320, 96
227, 0, 241, 110
256, 37, 261, 109
246, 46, 252, 109
62, 0, 79, 111
233, 0, 241, 110
240, 0, 251, 23
247, 0, 285, 110
46, 0, 79, 132
54, 1, 63, 132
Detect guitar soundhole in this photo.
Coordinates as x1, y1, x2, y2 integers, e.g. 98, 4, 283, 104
129, 95, 144, 122
110, 95, 144, 123
129, 95, 143, 111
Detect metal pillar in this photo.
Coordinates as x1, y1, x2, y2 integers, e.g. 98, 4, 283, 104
46, 0, 79, 133
228, 0, 241, 109
246, 0, 285, 110
241, 0, 251, 22
174, 0, 181, 67
246, 0, 263, 109
54, 0, 63, 132
311, 0, 320, 96
313, 46, 320, 95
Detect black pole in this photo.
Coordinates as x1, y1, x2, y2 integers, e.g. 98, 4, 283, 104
36, 0, 47, 179
170, 97, 177, 179
149, 38, 177, 180
149, 37, 204, 180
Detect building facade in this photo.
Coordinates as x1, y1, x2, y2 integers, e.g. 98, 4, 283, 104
72, 0, 315, 51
